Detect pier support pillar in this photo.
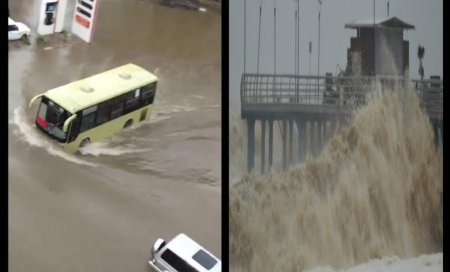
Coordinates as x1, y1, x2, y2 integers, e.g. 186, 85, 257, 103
296, 119, 305, 163
289, 119, 293, 167
321, 120, 326, 151
247, 119, 255, 173
268, 119, 273, 171
330, 121, 337, 139
261, 119, 266, 175
318, 120, 323, 155
282, 120, 287, 171
434, 124, 439, 147
302, 121, 307, 161
310, 121, 316, 157
432, 122, 442, 149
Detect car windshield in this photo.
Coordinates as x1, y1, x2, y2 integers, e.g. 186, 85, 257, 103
8, 24, 18, 31
161, 249, 199, 272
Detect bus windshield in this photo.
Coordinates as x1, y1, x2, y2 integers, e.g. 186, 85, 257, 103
36, 96, 71, 142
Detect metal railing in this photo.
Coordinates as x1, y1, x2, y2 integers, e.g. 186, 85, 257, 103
241, 73, 443, 119
412, 79, 443, 120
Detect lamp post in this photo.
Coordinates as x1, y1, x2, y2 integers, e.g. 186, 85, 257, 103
297, 0, 300, 77
257, 3, 262, 76
274, 1, 276, 75
317, 0, 322, 89
292, 0, 300, 101
373, 0, 376, 77
387, 0, 389, 16
244, 0, 246, 73
309, 41, 312, 77
294, 9, 297, 75
308, 40, 312, 93
274, 0, 277, 101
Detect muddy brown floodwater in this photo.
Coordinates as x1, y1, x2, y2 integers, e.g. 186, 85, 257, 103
8, 1, 221, 271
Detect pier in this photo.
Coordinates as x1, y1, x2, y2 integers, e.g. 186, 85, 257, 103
241, 73, 443, 173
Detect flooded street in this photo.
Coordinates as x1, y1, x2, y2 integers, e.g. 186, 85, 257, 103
9, 1, 221, 271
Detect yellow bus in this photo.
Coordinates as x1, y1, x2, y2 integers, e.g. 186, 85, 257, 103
28, 63, 158, 153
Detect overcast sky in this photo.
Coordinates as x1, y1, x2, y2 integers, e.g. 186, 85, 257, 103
229, 0, 443, 107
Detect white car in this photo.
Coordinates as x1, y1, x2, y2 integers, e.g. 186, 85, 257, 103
8, 17, 31, 41
149, 233, 221, 272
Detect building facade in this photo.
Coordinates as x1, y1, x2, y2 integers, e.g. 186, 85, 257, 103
345, 17, 415, 77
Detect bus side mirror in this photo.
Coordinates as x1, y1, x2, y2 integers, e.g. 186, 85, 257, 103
63, 114, 77, 133
29, 94, 44, 109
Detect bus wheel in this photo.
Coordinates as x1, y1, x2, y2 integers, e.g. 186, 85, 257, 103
80, 138, 90, 148
123, 119, 133, 129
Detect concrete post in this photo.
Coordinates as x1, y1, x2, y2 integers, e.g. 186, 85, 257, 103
247, 119, 255, 173
296, 120, 305, 163
261, 119, 266, 174
433, 123, 439, 148
289, 119, 293, 166
330, 121, 337, 139
301, 120, 307, 161
318, 120, 323, 155
310, 121, 316, 157
321, 120, 326, 150
282, 120, 287, 171
269, 119, 274, 170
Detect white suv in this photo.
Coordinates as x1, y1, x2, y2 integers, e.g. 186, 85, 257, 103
8, 17, 31, 41
149, 233, 221, 272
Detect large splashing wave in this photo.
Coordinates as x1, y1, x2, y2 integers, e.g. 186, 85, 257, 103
10, 107, 97, 166
10, 107, 151, 162
229, 82, 442, 271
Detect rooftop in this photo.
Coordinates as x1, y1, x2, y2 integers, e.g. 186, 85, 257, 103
44, 63, 158, 113
345, 16, 415, 30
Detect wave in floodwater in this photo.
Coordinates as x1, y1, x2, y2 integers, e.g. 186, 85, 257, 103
189, 94, 205, 100
149, 98, 203, 124
11, 107, 152, 161
149, 111, 172, 124
306, 253, 442, 272
10, 107, 97, 166
79, 141, 151, 157
229, 82, 443, 271
155, 104, 198, 115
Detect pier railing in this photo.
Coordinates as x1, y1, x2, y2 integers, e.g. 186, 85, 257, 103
412, 79, 443, 121
241, 73, 442, 120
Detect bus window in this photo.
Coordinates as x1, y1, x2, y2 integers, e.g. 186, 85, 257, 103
124, 89, 140, 113
80, 105, 97, 133
141, 83, 156, 106
83, 105, 97, 115
96, 102, 111, 126
67, 116, 81, 143
80, 114, 96, 133
111, 100, 124, 119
